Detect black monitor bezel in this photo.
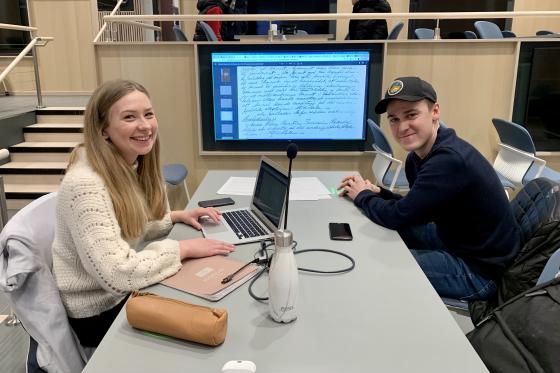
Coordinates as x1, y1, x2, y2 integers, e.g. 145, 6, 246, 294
198, 43, 383, 152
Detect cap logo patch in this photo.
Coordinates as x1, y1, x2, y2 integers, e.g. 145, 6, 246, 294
387, 80, 404, 96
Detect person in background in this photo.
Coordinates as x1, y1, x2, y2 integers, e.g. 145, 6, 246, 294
348, 0, 392, 40
339, 76, 520, 301
52, 79, 234, 347
194, 0, 246, 41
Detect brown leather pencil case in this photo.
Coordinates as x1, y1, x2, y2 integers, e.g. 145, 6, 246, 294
125, 291, 227, 346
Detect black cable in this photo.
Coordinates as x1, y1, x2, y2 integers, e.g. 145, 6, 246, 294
294, 249, 355, 274
247, 239, 356, 301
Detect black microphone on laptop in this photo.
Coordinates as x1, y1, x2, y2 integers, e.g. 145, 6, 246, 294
284, 143, 298, 230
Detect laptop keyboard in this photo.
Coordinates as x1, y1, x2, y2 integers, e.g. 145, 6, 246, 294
222, 210, 269, 239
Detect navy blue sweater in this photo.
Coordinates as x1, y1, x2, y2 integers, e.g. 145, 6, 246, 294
354, 127, 520, 280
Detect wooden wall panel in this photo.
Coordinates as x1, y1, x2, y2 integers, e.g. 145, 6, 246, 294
382, 41, 518, 161
0, 58, 35, 92
28, 0, 97, 92
180, 0, 198, 42
513, 0, 560, 37
95, 44, 373, 192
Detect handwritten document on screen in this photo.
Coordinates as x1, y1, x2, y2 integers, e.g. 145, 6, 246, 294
236, 65, 367, 139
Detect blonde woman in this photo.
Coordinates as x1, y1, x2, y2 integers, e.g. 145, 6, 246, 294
52, 79, 234, 347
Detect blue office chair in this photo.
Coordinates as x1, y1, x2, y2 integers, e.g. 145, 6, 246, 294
474, 21, 503, 39
492, 118, 560, 190
367, 119, 409, 192
537, 248, 560, 285
536, 30, 554, 36
387, 22, 404, 40
464, 31, 478, 39
163, 163, 191, 202
444, 178, 560, 313
501, 30, 516, 38
173, 25, 188, 41
197, 21, 218, 41
414, 28, 434, 39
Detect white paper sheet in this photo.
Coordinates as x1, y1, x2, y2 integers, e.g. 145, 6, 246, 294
216, 177, 256, 195
290, 177, 332, 200
216, 176, 332, 200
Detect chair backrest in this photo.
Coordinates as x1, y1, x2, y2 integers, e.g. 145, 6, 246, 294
173, 25, 188, 41
387, 22, 404, 40
367, 119, 406, 191
367, 118, 393, 155
474, 21, 503, 39
0, 193, 87, 373
536, 30, 554, 36
295, 29, 308, 35
0, 175, 7, 229
501, 30, 516, 38
506, 178, 560, 295
492, 118, 536, 154
464, 30, 478, 39
537, 248, 560, 284
491, 118, 545, 186
198, 21, 218, 41
469, 178, 560, 324
414, 28, 434, 39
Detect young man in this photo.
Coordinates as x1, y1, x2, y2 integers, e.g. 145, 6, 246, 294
340, 76, 520, 300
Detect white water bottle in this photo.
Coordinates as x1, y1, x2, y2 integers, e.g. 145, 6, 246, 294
268, 230, 298, 323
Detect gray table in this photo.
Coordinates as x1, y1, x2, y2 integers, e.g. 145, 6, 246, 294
84, 170, 488, 373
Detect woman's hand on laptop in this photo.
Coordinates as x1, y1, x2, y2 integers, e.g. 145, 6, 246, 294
172, 207, 222, 230
179, 238, 235, 260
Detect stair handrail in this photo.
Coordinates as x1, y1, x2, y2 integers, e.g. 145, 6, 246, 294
93, 0, 162, 43
96, 10, 560, 43
99, 10, 560, 23
0, 23, 37, 32
0, 23, 53, 109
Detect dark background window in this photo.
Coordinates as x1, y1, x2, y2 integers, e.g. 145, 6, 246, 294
408, 0, 512, 39
97, 0, 135, 12
0, 0, 30, 56
247, 0, 335, 35
513, 43, 560, 151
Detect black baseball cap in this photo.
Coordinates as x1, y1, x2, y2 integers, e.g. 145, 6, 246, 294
375, 77, 437, 114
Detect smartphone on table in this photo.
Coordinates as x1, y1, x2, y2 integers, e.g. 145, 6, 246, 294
198, 197, 235, 208
329, 223, 353, 241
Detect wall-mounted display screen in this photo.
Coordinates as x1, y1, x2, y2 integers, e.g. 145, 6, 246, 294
198, 43, 383, 152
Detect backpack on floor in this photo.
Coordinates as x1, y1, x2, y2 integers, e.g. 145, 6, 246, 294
467, 276, 560, 373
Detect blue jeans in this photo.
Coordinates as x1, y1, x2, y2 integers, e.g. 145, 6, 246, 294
398, 223, 497, 301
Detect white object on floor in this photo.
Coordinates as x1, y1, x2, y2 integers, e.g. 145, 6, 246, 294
222, 360, 256, 373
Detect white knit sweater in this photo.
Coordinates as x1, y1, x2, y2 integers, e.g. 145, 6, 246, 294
52, 151, 182, 318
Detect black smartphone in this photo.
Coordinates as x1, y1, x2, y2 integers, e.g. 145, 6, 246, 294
329, 223, 353, 241
198, 197, 235, 208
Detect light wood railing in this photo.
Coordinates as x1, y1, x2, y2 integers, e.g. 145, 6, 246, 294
0, 23, 53, 108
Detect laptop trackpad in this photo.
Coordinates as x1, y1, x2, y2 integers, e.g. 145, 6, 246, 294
200, 217, 229, 234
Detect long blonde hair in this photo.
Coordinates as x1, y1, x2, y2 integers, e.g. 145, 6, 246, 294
69, 79, 166, 240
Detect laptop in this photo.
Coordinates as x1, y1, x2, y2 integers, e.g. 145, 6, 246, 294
201, 157, 289, 245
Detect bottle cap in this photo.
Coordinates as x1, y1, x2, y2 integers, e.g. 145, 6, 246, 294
274, 229, 293, 247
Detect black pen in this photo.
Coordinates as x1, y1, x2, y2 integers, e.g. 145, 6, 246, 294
221, 258, 260, 284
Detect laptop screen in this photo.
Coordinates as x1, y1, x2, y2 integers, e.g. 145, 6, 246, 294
252, 160, 289, 228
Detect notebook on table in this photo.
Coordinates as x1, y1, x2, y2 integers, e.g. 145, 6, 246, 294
201, 156, 289, 245
161, 255, 262, 301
